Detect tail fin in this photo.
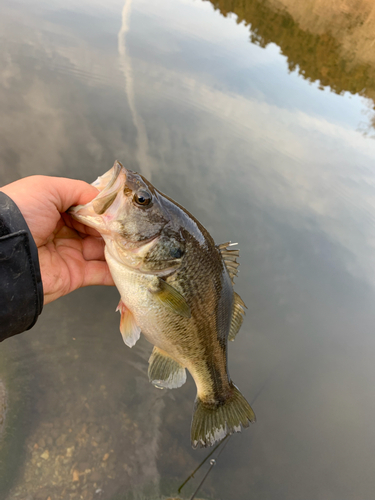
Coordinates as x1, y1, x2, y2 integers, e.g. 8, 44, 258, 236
191, 384, 256, 448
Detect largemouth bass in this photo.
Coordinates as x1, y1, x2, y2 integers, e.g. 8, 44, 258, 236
70, 161, 255, 447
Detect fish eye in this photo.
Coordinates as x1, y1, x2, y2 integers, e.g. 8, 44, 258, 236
170, 247, 183, 259
133, 190, 152, 207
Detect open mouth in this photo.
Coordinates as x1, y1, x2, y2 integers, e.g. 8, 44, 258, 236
68, 161, 127, 227
91, 160, 125, 192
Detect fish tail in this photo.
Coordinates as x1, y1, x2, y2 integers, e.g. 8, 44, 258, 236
191, 384, 256, 448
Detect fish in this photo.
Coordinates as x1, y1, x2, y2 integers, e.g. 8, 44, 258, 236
69, 160, 256, 447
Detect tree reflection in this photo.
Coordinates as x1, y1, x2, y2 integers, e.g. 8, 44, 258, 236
206, 0, 375, 134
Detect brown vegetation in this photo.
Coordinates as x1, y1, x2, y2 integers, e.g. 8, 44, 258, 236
206, 0, 375, 105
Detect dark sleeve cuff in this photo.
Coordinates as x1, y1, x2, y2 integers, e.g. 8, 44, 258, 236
0, 192, 43, 341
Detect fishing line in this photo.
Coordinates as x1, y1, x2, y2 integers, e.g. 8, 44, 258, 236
189, 435, 231, 500
177, 365, 278, 498
177, 435, 229, 494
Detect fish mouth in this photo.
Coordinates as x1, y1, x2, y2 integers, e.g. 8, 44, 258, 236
91, 160, 124, 192
69, 160, 127, 232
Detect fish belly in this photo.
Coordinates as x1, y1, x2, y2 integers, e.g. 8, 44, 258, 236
106, 252, 186, 359
105, 251, 225, 399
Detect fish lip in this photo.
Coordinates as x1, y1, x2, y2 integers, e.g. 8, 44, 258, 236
68, 206, 108, 233
91, 160, 127, 192
68, 161, 128, 229
106, 160, 124, 190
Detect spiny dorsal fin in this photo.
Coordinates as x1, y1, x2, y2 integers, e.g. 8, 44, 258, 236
148, 346, 187, 389
218, 242, 240, 284
229, 292, 247, 341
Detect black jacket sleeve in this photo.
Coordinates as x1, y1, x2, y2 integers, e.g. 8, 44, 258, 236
0, 192, 43, 341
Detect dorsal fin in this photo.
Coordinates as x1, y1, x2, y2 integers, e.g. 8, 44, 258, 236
229, 292, 247, 341
218, 242, 246, 339
218, 242, 240, 284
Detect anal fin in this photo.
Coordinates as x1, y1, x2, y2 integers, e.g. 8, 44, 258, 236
148, 346, 186, 389
116, 300, 141, 348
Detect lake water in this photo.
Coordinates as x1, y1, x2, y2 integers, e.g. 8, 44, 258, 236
2, 0, 375, 499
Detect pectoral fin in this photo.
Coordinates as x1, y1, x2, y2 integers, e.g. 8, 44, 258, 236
116, 300, 141, 348
148, 347, 187, 389
148, 279, 191, 318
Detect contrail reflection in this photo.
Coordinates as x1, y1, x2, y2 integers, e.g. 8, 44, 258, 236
118, 0, 153, 180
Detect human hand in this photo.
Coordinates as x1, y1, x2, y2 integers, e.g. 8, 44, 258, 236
0, 175, 114, 305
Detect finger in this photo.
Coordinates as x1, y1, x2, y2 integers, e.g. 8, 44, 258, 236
43, 260, 115, 305
45, 176, 100, 213
81, 236, 106, 261
54, 225, 82, 240
82, 261, 115, 288
53, 217, 66, 236
1, 176, 100, 238
62, 212, 103, 238
53, 227, 105, 260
